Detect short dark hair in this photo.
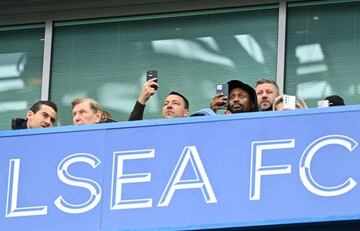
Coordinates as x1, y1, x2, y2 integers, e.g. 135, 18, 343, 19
255, 79, 279, 94
168, 91, 189, 109
30, 100, 58, 113
325, 95, 345, 106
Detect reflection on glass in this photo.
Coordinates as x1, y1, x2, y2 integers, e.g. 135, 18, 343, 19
0, 79, 25, 92
286, 2, 360, 107
296, 81, 332, 99
0, 52, 26, 78
151, 39, 235, 67
296, 64, 328, 75
234, 35, 265, 64
51, 8, 278, 125
295, 43, 328, 76
0, 101, 27, 113
296, 43, 324, 64
0, 26, 44, 130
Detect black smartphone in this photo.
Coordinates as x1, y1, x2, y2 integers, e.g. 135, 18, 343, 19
146, 70, 158, 90
216, 83, 228, 107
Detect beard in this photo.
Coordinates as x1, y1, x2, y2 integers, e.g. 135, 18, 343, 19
229, 105, 245, 113
259, 103, 272, 111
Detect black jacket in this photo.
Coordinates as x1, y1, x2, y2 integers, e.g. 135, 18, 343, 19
11, 118, 27, 130
99, 118, 116, 123
128, 101, 145, 121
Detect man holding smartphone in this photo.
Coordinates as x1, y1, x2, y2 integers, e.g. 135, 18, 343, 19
128, 75, 189, 120
128, 77, 159, 121
210, 80, 258, 114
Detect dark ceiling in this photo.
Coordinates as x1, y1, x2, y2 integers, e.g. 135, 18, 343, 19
0, 0, 307, 22
0, 0, 181, 15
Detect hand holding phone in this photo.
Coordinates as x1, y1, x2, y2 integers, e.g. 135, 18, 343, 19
210, 83, 228, 113
146, 70, 158, 90
216, 83, 229, 107
283, 95, 296, 110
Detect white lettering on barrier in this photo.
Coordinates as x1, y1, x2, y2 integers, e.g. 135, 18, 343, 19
249, 139, 295, 201
6, 159, 48, 217
110, 149, 154, 210
299, 135, 358, 197
158, 146, 217, 207
54, 153, 102, 214
3, 137, 358, 218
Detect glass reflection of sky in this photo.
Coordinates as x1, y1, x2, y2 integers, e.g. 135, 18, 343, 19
151, 35, 265, 67
0, 52, 28, 112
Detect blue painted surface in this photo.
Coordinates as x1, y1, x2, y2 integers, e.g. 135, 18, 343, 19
0, 106, 360, 230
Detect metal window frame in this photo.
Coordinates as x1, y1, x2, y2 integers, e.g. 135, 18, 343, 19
276, 0, 287, 94
41, 18, 53, 100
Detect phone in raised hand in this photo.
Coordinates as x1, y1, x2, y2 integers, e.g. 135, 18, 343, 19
146, 70, 158, 90
216, 83, 229, 107
283, 94, 296, 110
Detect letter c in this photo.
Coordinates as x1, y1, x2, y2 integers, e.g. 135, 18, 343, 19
299, 135, 357, 197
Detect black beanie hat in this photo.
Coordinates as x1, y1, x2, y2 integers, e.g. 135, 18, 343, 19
227, 80, 258, 112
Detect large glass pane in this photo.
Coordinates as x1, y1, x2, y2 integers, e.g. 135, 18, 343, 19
51, 7, 278, 125
0, 25, 44, 130
286, 1, 360, 107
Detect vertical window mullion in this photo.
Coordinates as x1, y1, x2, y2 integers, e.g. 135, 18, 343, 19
276, 0, 287, 94
41, 19, 54, 100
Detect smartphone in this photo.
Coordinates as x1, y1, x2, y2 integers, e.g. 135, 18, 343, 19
317, 100, 329, 108
146, 70, 158, 90
216, 83, 229, 107
283, 95, 296, 110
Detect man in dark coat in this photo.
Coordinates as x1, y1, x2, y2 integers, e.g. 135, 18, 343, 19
128, 78, 189, 121
12, 100, 58, 130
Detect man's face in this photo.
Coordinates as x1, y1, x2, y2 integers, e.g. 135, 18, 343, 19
256, 83, 278, 111
72, 101, 101, 125
228, 88, 253, 113
26, 105, 57, 128
162, 94, 189, 119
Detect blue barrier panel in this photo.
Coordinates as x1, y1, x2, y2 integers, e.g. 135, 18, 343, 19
0, 106, 360, 230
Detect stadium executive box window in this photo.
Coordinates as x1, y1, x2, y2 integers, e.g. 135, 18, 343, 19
50, 6, 278, 125
286, 0, 360, 107
0, 25, 44, 130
